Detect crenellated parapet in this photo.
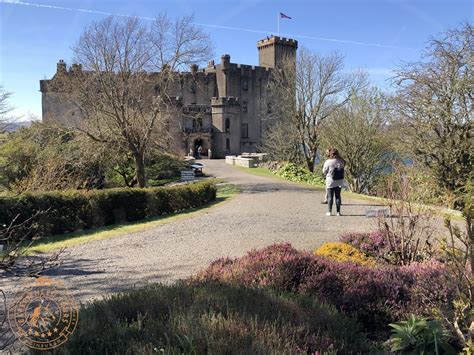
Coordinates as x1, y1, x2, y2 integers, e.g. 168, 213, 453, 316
257, 36, 298, 49
41, 60, 85, 92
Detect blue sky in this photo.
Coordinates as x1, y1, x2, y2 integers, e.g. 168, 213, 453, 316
0, 0, 472, 119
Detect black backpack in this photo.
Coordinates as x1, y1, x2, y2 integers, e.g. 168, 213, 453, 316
331, 166, 344, 180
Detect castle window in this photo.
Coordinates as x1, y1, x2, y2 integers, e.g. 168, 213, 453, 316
242, 123, 249, 138
242, 101, 248, 113
225, 118, 230, 133
242, 80, 248, 91
226, 138, 230, 151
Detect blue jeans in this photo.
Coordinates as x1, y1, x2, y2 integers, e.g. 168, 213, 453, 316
328, 187, 341, 213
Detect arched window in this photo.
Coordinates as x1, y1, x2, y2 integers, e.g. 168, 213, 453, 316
225, 118, 230, 133
226, 138, 230, 151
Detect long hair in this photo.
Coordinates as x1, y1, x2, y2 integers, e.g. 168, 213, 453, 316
329, 148, 340, 159
329, 148, 345, 164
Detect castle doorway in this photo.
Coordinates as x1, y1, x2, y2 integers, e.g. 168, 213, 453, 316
194, 138, 207, 158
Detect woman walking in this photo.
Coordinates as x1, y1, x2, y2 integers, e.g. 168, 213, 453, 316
322, 148, 345, 216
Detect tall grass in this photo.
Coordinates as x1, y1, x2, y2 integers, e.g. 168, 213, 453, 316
56, 283, 369, 354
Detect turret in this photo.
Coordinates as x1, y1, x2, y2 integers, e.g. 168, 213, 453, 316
56, 59, 67, 75
257, 36, 298, 69
221, 54, 231, 69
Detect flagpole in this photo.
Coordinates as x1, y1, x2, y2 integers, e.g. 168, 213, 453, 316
277, 12, 280, 35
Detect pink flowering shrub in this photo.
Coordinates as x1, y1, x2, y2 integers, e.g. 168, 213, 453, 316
192, 243, 455, 335
339, 231, 390, 261
400, 260, 454, 315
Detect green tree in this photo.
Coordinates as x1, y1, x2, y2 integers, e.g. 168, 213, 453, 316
0, 123, 108, 191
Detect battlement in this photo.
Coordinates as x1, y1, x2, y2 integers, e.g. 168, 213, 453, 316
54, 60, 84, 76
211, 96, 240, 106
257, 35, 297, 69
257, 36, 298, 49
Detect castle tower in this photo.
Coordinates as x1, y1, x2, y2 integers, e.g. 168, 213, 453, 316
257, 36, 298, 69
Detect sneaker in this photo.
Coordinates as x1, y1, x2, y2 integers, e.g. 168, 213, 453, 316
325, 212, 332, 216
321, 201, 328, 204
336, 212, 341, 216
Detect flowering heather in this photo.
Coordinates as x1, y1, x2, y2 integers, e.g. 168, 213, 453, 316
339, 231, 390, 260
400, 260, 456, 315
193, 243, 454, 334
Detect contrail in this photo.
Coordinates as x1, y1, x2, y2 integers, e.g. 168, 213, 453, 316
1, 0, 413, 50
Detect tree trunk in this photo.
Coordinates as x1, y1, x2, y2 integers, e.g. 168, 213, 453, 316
306, 158, 314, 172
134, 154, 147, 188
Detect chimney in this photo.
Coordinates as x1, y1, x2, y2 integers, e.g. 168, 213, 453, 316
221, 54, 230, 69
56, 59, 67, 75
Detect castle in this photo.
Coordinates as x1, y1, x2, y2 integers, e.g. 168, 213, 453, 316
40, 36, 298, 158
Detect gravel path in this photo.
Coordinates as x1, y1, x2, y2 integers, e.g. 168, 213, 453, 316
4, 160, 384, 303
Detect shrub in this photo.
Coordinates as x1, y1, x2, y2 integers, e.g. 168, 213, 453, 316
146, 153, 188, 180
314, 242, 377, 266
194, 243, 455, 336
56, 283, 369, 354
385, 315, 456, 354
340, 231, 390, 261
0, 180, 216, 240
275, 162, 325, 186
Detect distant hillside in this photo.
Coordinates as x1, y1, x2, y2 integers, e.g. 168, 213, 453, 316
2, 120, 33, 132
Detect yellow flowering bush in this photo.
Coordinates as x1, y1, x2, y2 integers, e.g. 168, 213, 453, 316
314, 242, 376, 266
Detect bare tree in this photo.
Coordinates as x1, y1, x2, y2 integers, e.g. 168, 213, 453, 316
320, 88, 392, 193
150, 13, 213, 71
378, 165, 436, 266
0, 85, 14, 133
72, 14, 213, 187
393, 22, 473, 208
440, 182, 474, 349
263, 48, 366, 172
0, 211, 63, 350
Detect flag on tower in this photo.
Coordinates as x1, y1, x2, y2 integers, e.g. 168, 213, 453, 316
280, 12, 292, 19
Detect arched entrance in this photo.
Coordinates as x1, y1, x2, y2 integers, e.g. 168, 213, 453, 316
193, 138, 207, 159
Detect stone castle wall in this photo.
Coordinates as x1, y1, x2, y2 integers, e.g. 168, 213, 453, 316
40, 36, 298, 158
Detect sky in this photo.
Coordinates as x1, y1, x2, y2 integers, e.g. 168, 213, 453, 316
0, 0, 472, 119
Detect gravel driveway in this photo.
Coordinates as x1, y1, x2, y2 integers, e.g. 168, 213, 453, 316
4, 160, 384, 303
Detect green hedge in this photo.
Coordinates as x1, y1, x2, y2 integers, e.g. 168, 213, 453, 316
0, 180, 216, 240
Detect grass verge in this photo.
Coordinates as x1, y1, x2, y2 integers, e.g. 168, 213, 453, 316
233, 164, 462, 220
27, 183, 240, 253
